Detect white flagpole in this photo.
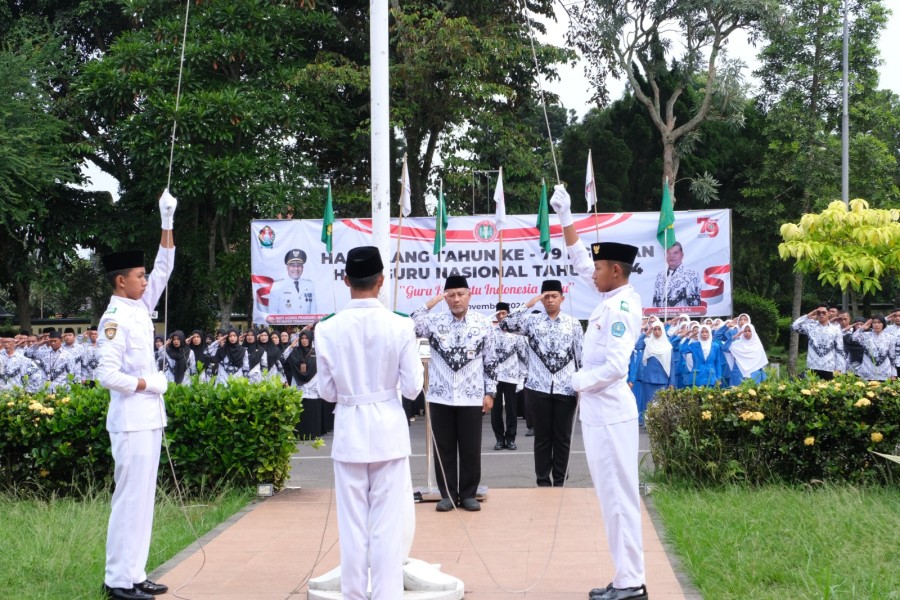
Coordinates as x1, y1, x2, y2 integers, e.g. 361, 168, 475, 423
662, 177, 670, 319
393, 155, 408, 311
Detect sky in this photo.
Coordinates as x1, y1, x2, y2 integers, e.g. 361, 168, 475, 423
79, 4, 900, 200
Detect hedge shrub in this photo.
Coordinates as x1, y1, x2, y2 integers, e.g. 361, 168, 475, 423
646, 375, 899, 486
732, 289, 780, 350
0, 378, 304, 496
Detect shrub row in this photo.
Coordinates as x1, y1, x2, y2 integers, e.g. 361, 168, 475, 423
0, 378, 304, 496
646, 375, 900, 485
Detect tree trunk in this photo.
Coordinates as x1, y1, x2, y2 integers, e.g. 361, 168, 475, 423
788, 271, 803, 377
219, 297, 234, 329
662, 136, 678, 203
13, 279, 32, 332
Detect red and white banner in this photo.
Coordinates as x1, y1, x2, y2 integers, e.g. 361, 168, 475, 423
250, 209, 732, 324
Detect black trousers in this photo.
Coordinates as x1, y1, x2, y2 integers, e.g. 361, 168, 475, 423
812, 369, 834, 381
491, 381, 518, 443
429, 402, 483, 502
526, 388, 577, 487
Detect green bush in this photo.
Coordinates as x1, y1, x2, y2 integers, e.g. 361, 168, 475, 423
646, 375, 899, 486
732, 289, 780, 350
0, 379, 304, 496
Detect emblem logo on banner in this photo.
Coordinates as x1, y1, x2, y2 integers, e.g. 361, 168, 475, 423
257, 226, 276, 248
474, 220, 499, 242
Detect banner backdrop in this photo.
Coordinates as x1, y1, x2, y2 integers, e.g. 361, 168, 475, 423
251, 209, 732, 325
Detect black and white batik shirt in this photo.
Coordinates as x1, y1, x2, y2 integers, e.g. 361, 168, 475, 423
411, 306, 497, 407
499, 308, 584, 396
791, 317, 843, 373
493, 327, 527, 385
652, 264, 701, 307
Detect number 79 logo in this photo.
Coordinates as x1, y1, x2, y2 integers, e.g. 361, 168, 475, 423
696, 217, 719, 238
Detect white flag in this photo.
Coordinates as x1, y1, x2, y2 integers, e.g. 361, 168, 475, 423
399, 157, 412, 217
494, 166, 506, 228
585, 149, 597, 210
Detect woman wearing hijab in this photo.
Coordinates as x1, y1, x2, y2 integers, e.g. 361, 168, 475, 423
284, 329, 323, 437
631, 321, 675, 424
242, 329, 266, 384
257, 329, 285, 384
686, 324, 726, 387
158, 330, 197, 385
723, 324, 768, 385
187, 330, 211, 381
203, 328, 250, 385
851, 316, 896, 381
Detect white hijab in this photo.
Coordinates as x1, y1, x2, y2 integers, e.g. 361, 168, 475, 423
642, 325, 673, 376
730, 324, 768, 377
699, 325, 713, 359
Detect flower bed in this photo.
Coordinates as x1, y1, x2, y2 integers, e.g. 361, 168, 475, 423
646, 375, 899, 485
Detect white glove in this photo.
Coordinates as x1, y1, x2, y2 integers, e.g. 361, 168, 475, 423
144, 371, 168, 395
159, 188, 178, 230
549, 184, 573, 227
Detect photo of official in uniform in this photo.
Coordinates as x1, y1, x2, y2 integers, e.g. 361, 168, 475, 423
651, 242, 701, 308
268, 248, 318, 315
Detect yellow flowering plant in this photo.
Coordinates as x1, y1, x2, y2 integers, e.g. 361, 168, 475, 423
645, 375, 900, 485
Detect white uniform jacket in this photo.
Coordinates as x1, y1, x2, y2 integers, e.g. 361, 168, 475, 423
269, 277, 317, 315
567, 242, 643, 426
315, 298, 424, 463
98, 246, 174, 433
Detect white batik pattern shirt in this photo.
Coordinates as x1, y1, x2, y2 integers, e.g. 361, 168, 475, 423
499, 308, 584, 396
29, 346, 79, 391
652, 264, 701, 307
411, 306, 497, 407
492, 327, 527, 385
0, 352, 45, 393
851, 330, 896, 381
81, 344, 101, 381
791, 317, 843, 373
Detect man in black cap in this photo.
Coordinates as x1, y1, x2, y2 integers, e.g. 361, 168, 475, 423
500, 280, 584, 486
269, 248, 318, 316
490, 302, 527, 451
96, 188, 177, 600
315, 246, 424, 599
551, 185, 648, 600
61, 327, 85, 381
28, 329, 79, 391
411, 275, 496, 512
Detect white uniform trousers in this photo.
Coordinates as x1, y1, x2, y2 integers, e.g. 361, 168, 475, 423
333, 457, 409, 600
582, 420, 645, 588
105, 428, 162, 588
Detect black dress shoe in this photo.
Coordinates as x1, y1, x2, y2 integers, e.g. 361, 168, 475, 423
436, 498, 454, 512
460, 498, 481, 511
525, 428, 535, 436
590, 584, 648, 600
589, 583, 613, 599
493, 440, 505, 450
102, 584, 153, 600
135, 580, 168, 595
506, 440, 517, 450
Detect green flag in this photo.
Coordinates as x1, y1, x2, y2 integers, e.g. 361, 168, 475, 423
321, 181, 334, 253
536, 179, 551, 253
433, 184, 448, 255
656, 180, 676, 249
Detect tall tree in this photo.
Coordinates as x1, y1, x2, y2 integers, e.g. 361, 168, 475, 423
567, 0, 780, 202
745, 0, 888, 373
391, 0, 569, 216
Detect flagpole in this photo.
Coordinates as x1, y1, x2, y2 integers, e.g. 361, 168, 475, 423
498, 230, 504, 301
587, 149, 599, 243
663, 177, 670, 320
329, 178, 337, 315
438, 179, 443, 276
393, 156, 408, 311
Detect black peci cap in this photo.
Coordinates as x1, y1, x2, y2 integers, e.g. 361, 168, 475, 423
101, 250, 144, 273
345, 246, 384, 278
444, 275, 469, 290
541, 280, 563, 293
496, 302, 510, 312
590, 242, 638, 264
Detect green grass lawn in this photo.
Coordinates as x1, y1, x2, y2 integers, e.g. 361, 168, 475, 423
0, 486, 253, 599
650, 484, 900, 600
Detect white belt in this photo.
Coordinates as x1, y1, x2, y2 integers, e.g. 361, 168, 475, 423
336, 389, 398, 406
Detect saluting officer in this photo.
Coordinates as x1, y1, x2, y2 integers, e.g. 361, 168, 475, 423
315, 246, 424, 600
269, 248, 318, 315
551, 185, 648, 600
97, 189, 177, 600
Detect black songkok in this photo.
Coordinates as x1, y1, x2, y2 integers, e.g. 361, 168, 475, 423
541, 280, 563, 294
101, 250, 144, 273
345, 246, 384, 278
496, 302, 510, 312
444, 275, 469, 290
590, 242, 638, 264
